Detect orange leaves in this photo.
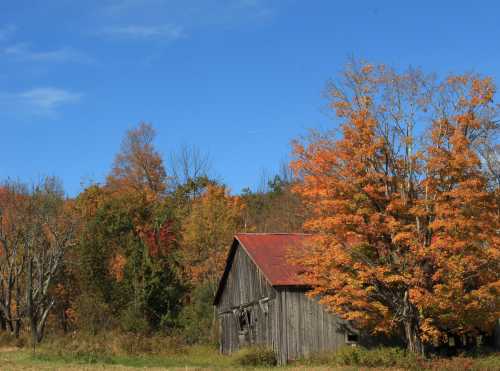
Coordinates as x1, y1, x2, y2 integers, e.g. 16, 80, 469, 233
107, 123, 167, 200
292, 61, 500, 347
109, 254, 127, 282
361, 63, 374, 75
179, 183, 243, 286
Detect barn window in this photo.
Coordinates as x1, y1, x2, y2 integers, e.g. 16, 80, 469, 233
259, 298, 269, 314
346, 332, 359, 344
238, 309, 251, 332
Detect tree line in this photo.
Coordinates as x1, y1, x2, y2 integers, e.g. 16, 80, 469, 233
0, 123, 304, 348
0, 61, 498, 355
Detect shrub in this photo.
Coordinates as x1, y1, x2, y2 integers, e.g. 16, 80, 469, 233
118, 333, 153, 355
0, 331, 17, 347
42, 333, 114, 364
73, 294, 115, 335
297, 346, 421, 369
119, 306, 150, 334
0, 331, 28, 349
334, 346, 418, 368
233, 346, 277, 367
177, 283, 217, 345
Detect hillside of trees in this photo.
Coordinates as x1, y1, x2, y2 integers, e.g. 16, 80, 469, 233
0, 61, 499, 356
0, 122, 306, 348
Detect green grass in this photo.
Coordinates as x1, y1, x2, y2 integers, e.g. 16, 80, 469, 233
0, 343, 499, 370
2, 345, 280, 370
0, 346, 366, 370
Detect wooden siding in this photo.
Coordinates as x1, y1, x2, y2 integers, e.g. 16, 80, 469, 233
217, 243, 277, 355
275, 288, 349, 363
216, 243, 353, 363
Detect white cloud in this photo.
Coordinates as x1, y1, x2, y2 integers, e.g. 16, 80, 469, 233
96, 0, 275, 39
0, 25, 16, 42
99, 24, 184, 40
3, 43, 93, 63
0, 87, 82, 116
101, 0, 156, 16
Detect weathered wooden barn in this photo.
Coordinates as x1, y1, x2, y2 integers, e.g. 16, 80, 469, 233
213, 233, 361, 364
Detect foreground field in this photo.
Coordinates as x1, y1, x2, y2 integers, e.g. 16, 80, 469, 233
0, 346, 332, 371
0, 345, 499, 371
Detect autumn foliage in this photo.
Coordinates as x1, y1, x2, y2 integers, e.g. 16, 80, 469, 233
292, 62, 500, 353
179, 183, 244, 288
1, 65, 498, 355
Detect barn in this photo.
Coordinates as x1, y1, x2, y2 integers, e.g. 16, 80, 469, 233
213, 233, 361, 364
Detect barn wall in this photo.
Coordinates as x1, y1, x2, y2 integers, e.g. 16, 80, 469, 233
216, 244, 356, 364
216, 243, 278, 355
276, 288, 349, 363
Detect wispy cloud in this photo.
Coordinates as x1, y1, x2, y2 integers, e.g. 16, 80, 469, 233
96, 0, 275, 39
2, 43, 93, 63
99, 24, 184, 41
101, 0, 157, 16
0, 87, 82, 116
0, 25, 16, 42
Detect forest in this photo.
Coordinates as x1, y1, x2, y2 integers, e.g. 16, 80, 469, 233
0, 61, 499, 369
0, 121, 305, 348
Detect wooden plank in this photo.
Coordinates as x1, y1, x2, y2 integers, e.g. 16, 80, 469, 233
216, 243, 278, 356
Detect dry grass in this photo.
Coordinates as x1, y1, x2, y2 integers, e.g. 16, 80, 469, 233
0, 334, 498, 371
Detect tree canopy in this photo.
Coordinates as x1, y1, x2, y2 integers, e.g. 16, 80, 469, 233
292, 62, 500, 353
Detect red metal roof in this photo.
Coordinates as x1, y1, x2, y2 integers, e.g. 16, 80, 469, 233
214, 233, 313, 305
235, 233, 313, 286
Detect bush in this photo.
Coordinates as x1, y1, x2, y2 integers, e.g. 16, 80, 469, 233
298, 346, 421, 369
119, 306, 150, 334
73, 294, 115, 335
177, 283, 217, 344
40, 330, 188, 360
0, 331, 28, 349
298, 346, 500, 370
0, 331, 17, 347
233, 346, 277, 367
335, 346, 418, 368
117, 333, 184, 355
118, 333, 153, 355
42, 333, 114, 364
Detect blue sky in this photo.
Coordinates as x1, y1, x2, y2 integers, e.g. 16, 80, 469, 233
1, 1, 500, 196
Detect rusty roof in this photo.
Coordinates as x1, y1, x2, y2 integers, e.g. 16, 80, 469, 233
214, 233, 313, 305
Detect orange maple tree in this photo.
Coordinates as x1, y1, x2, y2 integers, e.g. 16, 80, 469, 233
107, 122, 168, 200
292, 62, 500, 353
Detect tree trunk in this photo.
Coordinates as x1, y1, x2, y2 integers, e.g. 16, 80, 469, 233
14, 319, 20, 338
14, 283, 21, 338
403, 318, 424, 355
27, 259, 37, 353
402, 290, 424, 355
0, 313, 5, 331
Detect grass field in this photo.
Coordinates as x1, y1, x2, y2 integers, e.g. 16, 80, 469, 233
1, 345, 499, 371
0, 346, 337, 371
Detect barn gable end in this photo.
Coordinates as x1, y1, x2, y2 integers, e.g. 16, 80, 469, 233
215, 239, 278, 355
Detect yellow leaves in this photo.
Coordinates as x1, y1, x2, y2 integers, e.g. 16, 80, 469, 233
109, 254, 126, 282
420, 318, 445, 345
180, 183, 243, 286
